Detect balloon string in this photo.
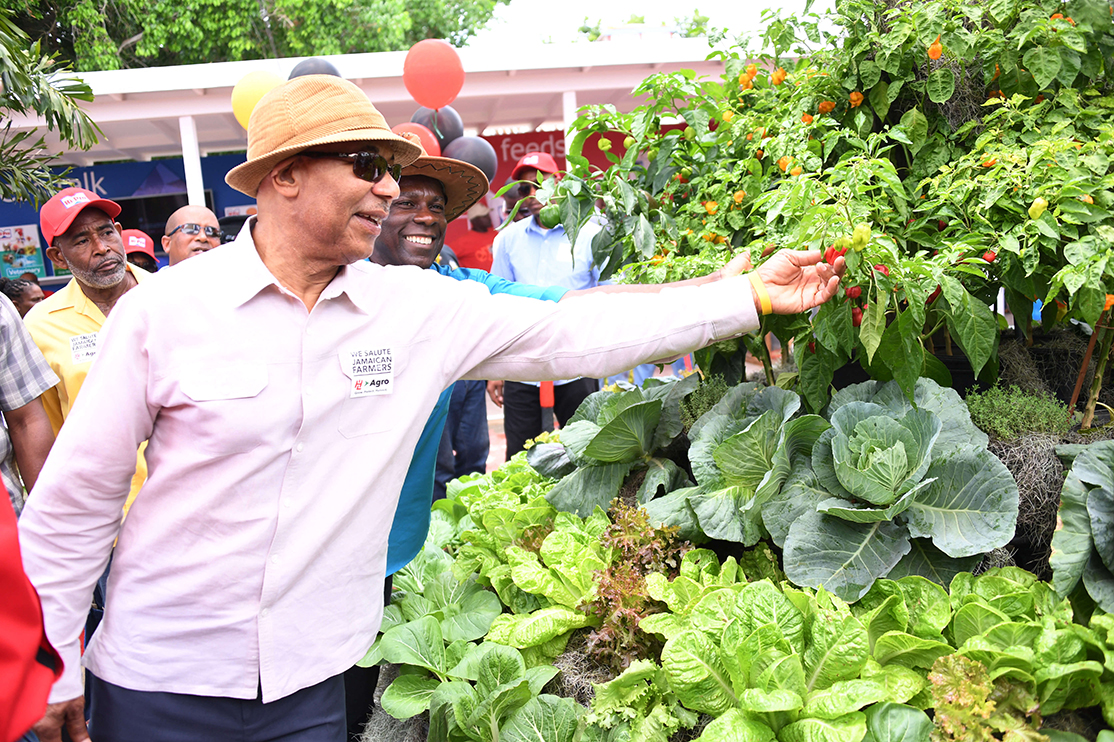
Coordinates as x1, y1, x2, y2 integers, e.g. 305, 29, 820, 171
431, 109, 443, 140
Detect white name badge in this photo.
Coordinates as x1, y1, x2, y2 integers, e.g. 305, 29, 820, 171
70, 332, 100, 364
340, 347, 394, 397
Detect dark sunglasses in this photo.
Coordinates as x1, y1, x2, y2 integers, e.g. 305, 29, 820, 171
167, 223, 223, 239
511, 182, 539, 200
300, 150, 402, 185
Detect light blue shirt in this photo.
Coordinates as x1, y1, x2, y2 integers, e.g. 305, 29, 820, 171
490, 216, 603, 291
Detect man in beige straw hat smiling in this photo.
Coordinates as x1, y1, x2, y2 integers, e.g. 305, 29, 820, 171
19, 74, 844, 741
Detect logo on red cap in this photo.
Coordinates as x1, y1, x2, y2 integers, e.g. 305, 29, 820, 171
60, 192, 91, 209
128, 236, 147, 248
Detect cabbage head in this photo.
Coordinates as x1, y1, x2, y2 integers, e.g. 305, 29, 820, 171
766, 379, 1019, 602
813, 402, 941, 507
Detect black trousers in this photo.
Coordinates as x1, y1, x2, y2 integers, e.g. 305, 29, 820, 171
343, 574, 393, 741
502, 378, 598, 459
86, 671, 345, 742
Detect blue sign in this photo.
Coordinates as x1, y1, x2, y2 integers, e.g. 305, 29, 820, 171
0, 153, 251, 277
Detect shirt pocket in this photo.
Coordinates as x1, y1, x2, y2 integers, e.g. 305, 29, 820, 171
179, 363, 270, 454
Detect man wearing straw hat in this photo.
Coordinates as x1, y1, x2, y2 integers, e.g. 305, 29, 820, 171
19, 75, 844, 741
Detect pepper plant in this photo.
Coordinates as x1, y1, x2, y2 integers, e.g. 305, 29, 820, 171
544, 0, 1114, 411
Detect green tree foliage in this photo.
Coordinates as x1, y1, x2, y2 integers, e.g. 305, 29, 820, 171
0, 6, 97, 205
2, 0, 508, 71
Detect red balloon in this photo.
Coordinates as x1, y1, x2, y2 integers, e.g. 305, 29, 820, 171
403, 39, 464, 110
391, 122, 441, 157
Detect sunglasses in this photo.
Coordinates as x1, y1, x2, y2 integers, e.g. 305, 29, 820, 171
167, 223, 223, 240
300, 149, 402, 185
511, 182, 539, 201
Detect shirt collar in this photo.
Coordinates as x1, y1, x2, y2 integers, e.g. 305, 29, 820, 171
223, 217, 374, 314
524, 216, 563, 238
65, 263, 148, 320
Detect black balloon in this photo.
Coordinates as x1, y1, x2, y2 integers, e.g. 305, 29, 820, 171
411, 106, 463, 151
289, 58, 341, 79
443, 136, 498, 183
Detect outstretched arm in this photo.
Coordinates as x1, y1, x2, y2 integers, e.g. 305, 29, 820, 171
560, 251, 753, 300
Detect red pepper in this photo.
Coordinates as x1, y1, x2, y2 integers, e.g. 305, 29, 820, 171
852, 306, 864, 327
846, 285, 862, 299
983, 250, 997, 263
874, 264, 890, 277
825, 246, 835, 264
927, 285, 942, 304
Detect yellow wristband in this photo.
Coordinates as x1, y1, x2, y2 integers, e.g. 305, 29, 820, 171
749, 272, 772, 315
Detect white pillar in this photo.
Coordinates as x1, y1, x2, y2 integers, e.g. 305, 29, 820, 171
179, 115, 205, 207
562, 90, 578, 160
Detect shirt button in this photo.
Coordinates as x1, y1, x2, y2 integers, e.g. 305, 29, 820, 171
271, 554, 280, 565
283, 498, 293, 509
261, 608, 270, 618
296, 443, 304, 453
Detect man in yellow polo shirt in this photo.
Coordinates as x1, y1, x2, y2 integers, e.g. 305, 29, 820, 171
25, 187, 149, 507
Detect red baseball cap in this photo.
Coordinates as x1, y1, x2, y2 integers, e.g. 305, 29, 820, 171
121, 229, 156, 259
39, 187, 122, 246
511, 152, 560, 180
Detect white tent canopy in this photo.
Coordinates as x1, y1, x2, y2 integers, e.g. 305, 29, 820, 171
9, 37, 725, 204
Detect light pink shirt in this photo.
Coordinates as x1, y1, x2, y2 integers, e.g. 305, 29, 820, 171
19, 228, 758, 703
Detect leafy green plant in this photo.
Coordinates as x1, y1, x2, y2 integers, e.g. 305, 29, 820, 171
642, 382, 828, 544
0, 7, 98, 204
425, 642, 578, 742
581, 659, 698, 742
534, 0, 1114, 411
680, 374, 731, 432
927, 653, 1045, 742
965, 385, 1072, 440
766, 378, 1018, 601
1050, 438, 1114, 613
640, 578, 936, 741
528, 375, 700, 515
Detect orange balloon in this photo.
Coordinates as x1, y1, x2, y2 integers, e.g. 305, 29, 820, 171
403, 39, 464, 110
391, 122, 441, 157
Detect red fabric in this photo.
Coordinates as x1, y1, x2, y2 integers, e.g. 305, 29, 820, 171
451, 230, 496, 272
539, 381, 555, 409
0, 495, 62, 742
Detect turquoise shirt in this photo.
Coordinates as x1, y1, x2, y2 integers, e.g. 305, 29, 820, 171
385, 264, 567, 574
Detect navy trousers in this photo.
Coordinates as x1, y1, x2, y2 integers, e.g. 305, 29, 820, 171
86, 671, 346, 742
434, 379, 491, 499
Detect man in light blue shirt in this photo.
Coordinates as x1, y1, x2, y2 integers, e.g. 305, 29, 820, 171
489, 153, 603, 457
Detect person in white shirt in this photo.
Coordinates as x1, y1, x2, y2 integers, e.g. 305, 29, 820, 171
20, 75, 844, 742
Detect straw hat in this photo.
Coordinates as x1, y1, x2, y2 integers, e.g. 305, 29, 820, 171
396, 133, 490, 222
226, 75, 422, 197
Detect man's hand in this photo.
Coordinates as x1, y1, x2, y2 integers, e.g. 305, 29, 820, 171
755, 250, 844, 315
717, 251, 753, 279
487, 380, 504, 408
32, 697, 89, 742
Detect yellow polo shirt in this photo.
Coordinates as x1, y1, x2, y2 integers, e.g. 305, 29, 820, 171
25, 266, 150, 510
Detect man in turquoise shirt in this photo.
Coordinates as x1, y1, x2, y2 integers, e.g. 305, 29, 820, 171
345, 139, 752, 738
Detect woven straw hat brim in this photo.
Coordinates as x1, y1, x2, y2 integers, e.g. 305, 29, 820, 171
403, 156, 489, 222
225, 74, 422, 197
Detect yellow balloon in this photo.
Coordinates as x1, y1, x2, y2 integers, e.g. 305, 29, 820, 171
231, 71, 283, 130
